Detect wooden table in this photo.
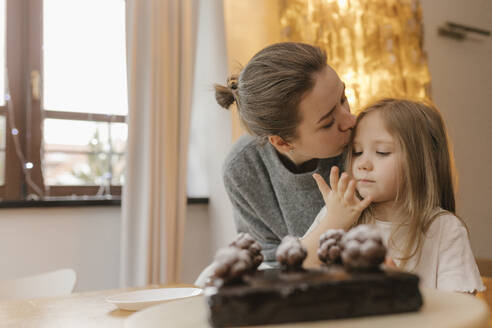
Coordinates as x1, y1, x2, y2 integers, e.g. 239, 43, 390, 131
0, 284, 489, 328
0, 284, 175, 328
477, 277, 492, 328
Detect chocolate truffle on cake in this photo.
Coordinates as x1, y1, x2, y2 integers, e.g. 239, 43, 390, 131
207, 247, 253, 287
229, 232, 263, 269
340, 224, 386, 270
276, 235, 307, 269
318, 229, 345, 264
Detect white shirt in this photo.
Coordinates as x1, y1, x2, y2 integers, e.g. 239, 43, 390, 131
310, 207, 485, 293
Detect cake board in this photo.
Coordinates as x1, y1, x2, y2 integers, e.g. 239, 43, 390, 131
124, 288, 490, 328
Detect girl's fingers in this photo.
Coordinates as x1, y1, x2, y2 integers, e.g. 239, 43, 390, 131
329, 166, 339, 193
313, 173, 331, 199
358, 195, 373, 211
338, 173, 349, 195
343, 179, 357, 203
385, 256, 397, 268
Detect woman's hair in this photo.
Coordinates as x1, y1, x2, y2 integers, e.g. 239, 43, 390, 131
214, 42, 327, 143
346, 98, 463, 268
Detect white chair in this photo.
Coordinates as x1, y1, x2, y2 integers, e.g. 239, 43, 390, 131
0, 268, 77, 301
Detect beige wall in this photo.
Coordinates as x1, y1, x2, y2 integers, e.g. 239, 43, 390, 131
0, 207, 121, 292
421, 0, 492, 259
223, 0, 281, 141
0, 204, 212, 291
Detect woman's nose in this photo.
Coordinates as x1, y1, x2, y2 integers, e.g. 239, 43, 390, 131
338, 109, 356, 132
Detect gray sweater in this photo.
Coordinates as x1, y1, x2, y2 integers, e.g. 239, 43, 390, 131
223, 134, 343, 262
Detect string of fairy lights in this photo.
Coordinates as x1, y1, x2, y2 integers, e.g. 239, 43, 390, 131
4, 68, 45, 199
4, 68, 114, 200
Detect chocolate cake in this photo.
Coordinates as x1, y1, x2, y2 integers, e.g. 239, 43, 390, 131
204, 226, 423, 327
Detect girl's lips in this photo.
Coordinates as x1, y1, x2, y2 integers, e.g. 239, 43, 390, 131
357, 179, 375, 183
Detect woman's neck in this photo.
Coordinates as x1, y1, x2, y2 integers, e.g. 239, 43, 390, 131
277, 150, 318, 173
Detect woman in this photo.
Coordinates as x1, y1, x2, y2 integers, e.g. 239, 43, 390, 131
215, 42, 356, 265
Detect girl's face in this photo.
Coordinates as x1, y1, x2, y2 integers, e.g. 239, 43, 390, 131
350, 111, 401, 204
288, 66, 356, 164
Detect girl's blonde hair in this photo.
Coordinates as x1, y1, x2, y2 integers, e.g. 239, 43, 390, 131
347, 98, 463, 267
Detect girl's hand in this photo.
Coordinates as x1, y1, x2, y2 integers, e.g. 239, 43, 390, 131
313, 166, 372, 230
385, 256, 398, 268
301, 167, 372, 268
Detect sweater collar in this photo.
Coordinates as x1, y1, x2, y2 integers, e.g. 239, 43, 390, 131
263, 142, 344, 190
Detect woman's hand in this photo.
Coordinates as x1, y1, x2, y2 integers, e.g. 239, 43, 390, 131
313, 166, 372, 230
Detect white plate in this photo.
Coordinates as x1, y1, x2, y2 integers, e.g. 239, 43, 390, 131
106, 287, 203, 311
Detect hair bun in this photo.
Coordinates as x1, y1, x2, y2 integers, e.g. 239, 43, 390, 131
214, 75, 239, 110
227, 76, 238, 90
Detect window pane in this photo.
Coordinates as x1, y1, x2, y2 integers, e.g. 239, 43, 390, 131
0, 114, 5, 149
0, 0, 5, 106
43, 118, 124, 186
0, 115, 5, 185
0, 151, 4, 185
111, 154, 125, 185
44, 152, 110, 186
43, 0, 127, 115
44, 119, 110, 149
110, 122, 127, 153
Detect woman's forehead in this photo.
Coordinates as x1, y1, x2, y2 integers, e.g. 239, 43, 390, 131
298, 67, 344, 124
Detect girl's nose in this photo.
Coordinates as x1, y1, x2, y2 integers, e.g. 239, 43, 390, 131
358, 156, 373, 171
338, 109, 356, 132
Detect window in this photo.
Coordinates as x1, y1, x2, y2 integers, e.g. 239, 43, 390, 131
0, 0, 126, 201
1, 0, 208, 202
41, 0, 127, 197
0, 0, 6, 187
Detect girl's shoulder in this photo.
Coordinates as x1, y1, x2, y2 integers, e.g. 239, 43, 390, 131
431, 208, 461, 222
427, 208, 468, 236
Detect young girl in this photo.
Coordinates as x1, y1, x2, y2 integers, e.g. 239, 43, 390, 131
311, 98, 485, 293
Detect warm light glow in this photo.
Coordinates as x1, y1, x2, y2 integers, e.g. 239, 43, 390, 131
223, 0, 432, 140
337, 0, 348, 10
279, 0, 432, 112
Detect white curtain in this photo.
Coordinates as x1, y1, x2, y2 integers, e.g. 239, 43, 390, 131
120, 0, 197, 286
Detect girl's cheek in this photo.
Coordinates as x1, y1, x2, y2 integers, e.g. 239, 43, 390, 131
350, 157, 358, 170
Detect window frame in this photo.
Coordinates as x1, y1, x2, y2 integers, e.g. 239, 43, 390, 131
0, 0, 26, 201
0, 0, 125, 201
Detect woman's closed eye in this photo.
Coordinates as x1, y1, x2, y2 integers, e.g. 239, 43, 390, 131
352, 151, 362, 156
341, 94, 347, 104
322, 120, 335, 129
322, 95, 347, 129
376, 151, 390, 156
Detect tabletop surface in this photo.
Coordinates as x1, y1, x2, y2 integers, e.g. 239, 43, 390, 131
0, 284, 170, 328
478, 277, 492, 328
0, 282, 490, 328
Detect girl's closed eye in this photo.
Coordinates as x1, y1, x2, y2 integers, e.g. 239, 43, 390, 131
376, 151, 391, 156
352, 150, 362, 156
